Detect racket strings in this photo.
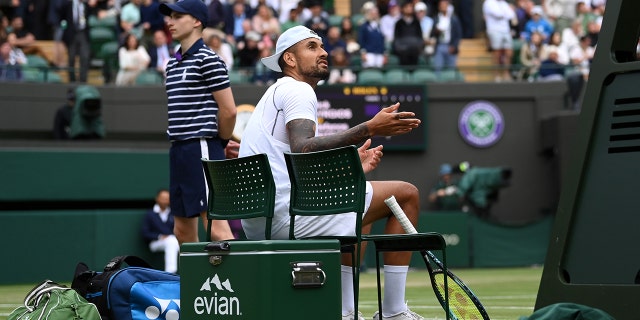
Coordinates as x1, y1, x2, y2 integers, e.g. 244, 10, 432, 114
433, 274, 485, 320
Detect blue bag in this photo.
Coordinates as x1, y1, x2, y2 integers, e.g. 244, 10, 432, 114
72, 255, 180, 320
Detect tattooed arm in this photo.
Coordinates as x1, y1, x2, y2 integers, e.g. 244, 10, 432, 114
287, 102, 421, 153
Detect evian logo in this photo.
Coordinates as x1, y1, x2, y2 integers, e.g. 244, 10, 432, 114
193, 274, 241, 316
144, 297, 180, 320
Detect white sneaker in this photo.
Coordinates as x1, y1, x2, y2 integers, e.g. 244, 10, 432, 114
343, 310, 366, 320
372, 308, 424, 320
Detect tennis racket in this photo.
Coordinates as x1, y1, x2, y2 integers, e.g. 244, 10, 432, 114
384, 196, 490, 320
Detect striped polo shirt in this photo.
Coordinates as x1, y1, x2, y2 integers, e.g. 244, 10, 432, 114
165, 38, 230, 142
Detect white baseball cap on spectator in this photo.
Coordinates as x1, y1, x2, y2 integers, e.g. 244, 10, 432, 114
261, 25, 322, 72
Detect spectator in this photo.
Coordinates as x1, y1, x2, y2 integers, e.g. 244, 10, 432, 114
414, 1, 434, 58
204, 27, 234, 70
237, 30, 274, 84
207, 0, 226, 30
7, 16, 49, 63
4, 33, 27, 65
454, 0, 475, 38
537, 48, 565, 81
141, 189, 180, 274
324, 26, 347, 65
430, 0, 462, 75
561, 19, 582, 52
392, 0, 423, 67
327, 46, 357, 84
521, 5, 554, 43
147, 29, 174, 77
61, 0, 91, 83
139, 0, 166, 48
277, 0, 302, 24
115, 32, 151, 86
513, 0, 533, 39
47, 0, 67, 68
304, 1, 330, 39
224, 1, 250, 46
575, 0, 596, 38
0, 0, 20, 21
53, 87, 76, 140
340, 16, 360, 55
483, 0, 516, 82
120, 0, 143, 40
251, 2, 280, 48
357, 2, 386, 68
0, 39, 21, 81
542, 0, 578, 33
541, 31, 569, 65
280, 7, 301, 32
380, 0, 400, 46
517, 31, 544, 80
569, 34, 594, 80
428, 163, 462, 211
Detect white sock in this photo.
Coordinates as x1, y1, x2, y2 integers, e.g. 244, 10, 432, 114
341, 265, 355, 316
383, 265, 409, 317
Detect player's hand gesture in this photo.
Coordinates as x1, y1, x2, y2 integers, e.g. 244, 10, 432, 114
366, 103, 421, 137
358, 139, 383, 173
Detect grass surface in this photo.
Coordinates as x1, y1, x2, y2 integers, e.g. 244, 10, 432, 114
0, 266, 542, 320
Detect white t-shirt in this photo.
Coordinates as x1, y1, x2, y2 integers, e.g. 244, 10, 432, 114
238, 76, 368, 240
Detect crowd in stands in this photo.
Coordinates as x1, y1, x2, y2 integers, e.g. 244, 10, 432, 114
0, 0, 619, 86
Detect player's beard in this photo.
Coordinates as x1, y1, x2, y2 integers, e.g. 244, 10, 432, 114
300, 64, 330, 81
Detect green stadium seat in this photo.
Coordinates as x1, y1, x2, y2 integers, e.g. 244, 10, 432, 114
228, 70, 250, 84
385, 68, 412, 84
329, 14, 344, 27
25, 55, 49, 68
438, 69, 465, 82
386, 54, 400, 67
90, 27, 117, 63
412, 69, 438, 82
135, 70, 164, 85
357, 69, 384, 84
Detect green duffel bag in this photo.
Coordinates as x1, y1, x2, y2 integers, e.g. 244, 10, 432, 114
9, 280, 102, 320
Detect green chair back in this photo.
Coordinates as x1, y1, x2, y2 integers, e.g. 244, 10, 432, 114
385, 68, 412, 84
201, 154, 275, 240
357, 69, 384, 84
284, 145, 365, 317
413, 69, 438, 82
285, 145, 365, 239
135, 70, 164, 85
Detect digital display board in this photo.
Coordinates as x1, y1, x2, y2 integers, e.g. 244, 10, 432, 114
316, 85, 427, 151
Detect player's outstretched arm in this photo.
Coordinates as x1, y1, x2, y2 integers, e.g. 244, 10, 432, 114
287, 102, 420, 153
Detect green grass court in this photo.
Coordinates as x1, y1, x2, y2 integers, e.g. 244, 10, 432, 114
0, 266, 542, 320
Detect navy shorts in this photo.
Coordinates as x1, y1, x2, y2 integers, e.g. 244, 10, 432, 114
169, 138, 225, 218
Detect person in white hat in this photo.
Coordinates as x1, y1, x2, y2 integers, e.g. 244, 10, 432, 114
238, 25, 426, 320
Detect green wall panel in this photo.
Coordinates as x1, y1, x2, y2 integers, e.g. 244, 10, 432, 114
0, 150, 169, 201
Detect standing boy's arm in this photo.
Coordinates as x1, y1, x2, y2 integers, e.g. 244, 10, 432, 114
212, 87, 237, 140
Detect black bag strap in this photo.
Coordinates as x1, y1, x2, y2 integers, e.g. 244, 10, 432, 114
103, 255, 152, 271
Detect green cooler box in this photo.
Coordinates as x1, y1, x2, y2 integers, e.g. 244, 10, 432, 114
180, 239, 342, 319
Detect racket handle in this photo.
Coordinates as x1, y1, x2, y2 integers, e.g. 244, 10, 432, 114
384, 195, 418, 234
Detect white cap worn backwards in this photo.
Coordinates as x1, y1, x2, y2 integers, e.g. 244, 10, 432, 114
261, 26, 322, 72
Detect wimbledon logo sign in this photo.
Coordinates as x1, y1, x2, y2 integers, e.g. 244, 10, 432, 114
458, 100, 504, 148
193, 274, 241, 316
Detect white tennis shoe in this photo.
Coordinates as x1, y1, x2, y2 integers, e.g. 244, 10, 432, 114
372, 308, 424, 320
343, 310, 366, 320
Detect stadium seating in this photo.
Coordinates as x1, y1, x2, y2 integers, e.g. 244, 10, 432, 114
357, 69, 384, 84
135, 70, 164, 85
385, 68, 412, 84
412, 69, 438, 82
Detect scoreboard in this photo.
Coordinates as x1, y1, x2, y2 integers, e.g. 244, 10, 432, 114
316, 85, 427, 151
